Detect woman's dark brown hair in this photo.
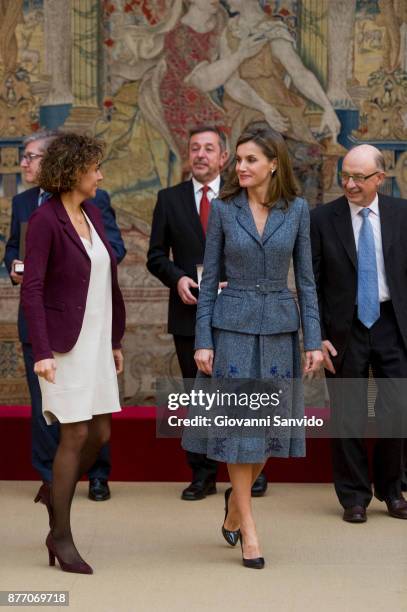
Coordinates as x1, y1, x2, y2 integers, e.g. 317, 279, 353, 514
220, 121, 299, 208
37, 132, 105, 194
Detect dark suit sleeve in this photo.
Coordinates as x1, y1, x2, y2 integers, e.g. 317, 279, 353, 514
4, 196, 20, 284
146, 190, 187, 288
310, 209, 327, 340
91, 189, 126, 264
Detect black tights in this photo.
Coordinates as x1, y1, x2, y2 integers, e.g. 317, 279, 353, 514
50, 414, 111, 563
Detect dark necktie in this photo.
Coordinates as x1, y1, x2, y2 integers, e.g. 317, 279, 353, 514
199, 185, 210, 234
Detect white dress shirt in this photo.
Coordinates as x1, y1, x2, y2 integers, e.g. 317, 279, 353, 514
348, 194, 390, 302
192, 175, 221, 214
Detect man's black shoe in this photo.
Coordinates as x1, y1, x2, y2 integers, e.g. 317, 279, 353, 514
251, 472, 268, 497
343, 505, 367, 523
181, 480, 217, 501
385, 496, 407, 519
88, 478, 111, 501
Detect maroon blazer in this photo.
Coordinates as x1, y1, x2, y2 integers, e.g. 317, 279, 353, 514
21, 196, 126, 362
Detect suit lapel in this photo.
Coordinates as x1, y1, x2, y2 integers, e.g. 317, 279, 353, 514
332, 197, 357, 269
236, 199, 263, 246
52, 196, 89, 259
262, 202, 285, 245
378, 194, 395, 263
26, 187, 40, 217
82, 200, 115, 262
235, 192, 285, 246
182, 180, 205, 247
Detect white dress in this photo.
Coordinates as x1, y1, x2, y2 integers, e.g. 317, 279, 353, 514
39, 214, 122, 424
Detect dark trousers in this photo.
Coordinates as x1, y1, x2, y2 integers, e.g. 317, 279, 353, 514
22, 343, 111, 483
326, 302, 405, 508
173, 334, 218, 482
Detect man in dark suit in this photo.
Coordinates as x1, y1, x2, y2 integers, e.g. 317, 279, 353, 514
147, 126, 268, 500
4, 131, 126, 502
311, 144, 407, 522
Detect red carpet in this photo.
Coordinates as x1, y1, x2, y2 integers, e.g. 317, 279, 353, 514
0, 405, 337, 482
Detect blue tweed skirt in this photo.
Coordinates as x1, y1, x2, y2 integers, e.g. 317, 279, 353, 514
181, 329, 305, 463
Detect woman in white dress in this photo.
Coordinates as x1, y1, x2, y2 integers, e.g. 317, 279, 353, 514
21, 133, 126, 574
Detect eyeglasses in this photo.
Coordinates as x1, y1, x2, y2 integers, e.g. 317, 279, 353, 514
21, 152, 43, 163
339, 171, 380, 185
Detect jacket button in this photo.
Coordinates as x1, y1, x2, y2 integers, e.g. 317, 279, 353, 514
77, 305, 83, 310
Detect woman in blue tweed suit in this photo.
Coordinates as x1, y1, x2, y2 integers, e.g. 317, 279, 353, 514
182, 122, 323, 568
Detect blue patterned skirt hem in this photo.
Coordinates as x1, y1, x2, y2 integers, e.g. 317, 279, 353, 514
182, 329, 306, 463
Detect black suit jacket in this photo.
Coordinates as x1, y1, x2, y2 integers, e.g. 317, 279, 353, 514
310, 194, 407, 366
147, 179, 223, 336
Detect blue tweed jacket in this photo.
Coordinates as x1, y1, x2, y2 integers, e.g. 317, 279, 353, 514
195, 189, 321, 352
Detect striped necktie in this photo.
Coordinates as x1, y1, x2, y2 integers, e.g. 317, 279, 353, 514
38, 191, 52, 207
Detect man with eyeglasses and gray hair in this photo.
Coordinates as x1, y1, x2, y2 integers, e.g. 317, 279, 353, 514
4, 130, 126, 508
310, 144, 407, 522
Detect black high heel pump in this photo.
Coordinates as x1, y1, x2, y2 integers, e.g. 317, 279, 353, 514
221, 487, 240, 547
239, 533, 265, 569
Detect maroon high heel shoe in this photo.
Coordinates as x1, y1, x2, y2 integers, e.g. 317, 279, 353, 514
45, 532, 93, 575
34, 483, 54, 528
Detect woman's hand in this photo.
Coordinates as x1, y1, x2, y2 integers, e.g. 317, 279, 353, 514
113, 349, 124, 374
34, 359, 56, 383
303, 350, 324, 375
194, 349, 214, 376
